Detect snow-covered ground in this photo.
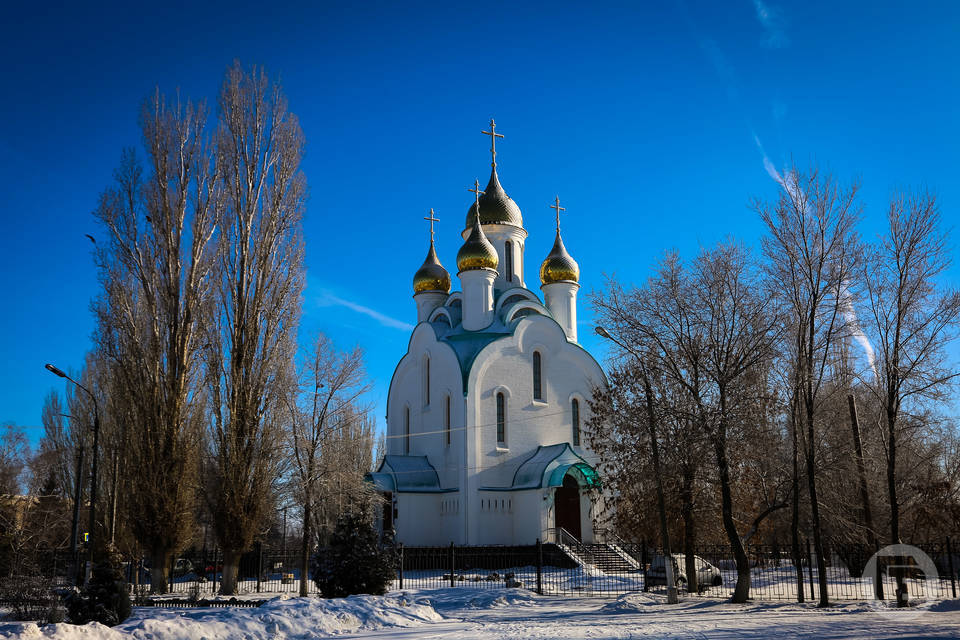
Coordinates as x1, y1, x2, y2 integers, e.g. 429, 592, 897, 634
3, 588, 960, 639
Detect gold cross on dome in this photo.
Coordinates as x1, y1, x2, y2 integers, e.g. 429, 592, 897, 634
481, 118, 504, 168
468, 178, 485, 208
550, 196, 566, 232
424, 208, 439, 242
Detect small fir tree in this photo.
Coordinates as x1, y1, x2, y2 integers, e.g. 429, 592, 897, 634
312, 511, 396, 598
66, 544, 131, 626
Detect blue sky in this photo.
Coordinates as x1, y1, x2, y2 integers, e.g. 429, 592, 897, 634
2, 1, 958, 441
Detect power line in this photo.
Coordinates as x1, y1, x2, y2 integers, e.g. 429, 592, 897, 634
382, 407, 576, 440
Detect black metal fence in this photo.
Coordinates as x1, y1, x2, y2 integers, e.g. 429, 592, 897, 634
4, 538, 957, 609
0, 547, 317, 605
392, 539, 960, 601
125, 548, 316, 598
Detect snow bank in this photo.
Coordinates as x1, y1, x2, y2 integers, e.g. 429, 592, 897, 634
0, 594, 443, 640
599, 592, 665, 612
410, 587, 540, 612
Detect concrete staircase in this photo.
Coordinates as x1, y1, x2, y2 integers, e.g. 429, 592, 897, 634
589, 545, 639, 574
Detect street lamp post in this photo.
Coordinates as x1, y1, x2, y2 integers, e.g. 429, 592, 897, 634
46, 364, 101, 569
595, 326, 678, 604
58, 413, 86, 586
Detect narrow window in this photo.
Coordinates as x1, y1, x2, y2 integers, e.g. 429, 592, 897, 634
533, 352, 542, 401
496, 392, 506, 445
505, 241, 513, 282
572, 398, 581, 446
424, 357, 430, 406
445, 395, 451, 446
404, 407, 410, 455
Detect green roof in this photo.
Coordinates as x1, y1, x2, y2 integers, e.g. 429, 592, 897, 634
481, 443, 600, 491
366, 455, 456, 493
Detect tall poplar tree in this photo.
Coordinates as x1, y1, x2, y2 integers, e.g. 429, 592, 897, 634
205, 62, 306, 595
93, 93, 217, 592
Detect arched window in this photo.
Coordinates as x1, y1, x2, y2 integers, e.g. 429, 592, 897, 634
424, 357, 430, 407
533, 351, 542, 401
505, 240, 513, 282
445, 395, 451, 446
496, 392, 506, 446
404, 407, 410, 455
572, 398, 581, 446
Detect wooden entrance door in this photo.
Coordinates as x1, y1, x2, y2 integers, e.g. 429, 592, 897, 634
554, 474, 582, 541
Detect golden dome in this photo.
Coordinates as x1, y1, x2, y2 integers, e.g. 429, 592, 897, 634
457, 215, 499, 272
540, 231, 580, 284
465, 168, 523, 229
413, 240, 451, 294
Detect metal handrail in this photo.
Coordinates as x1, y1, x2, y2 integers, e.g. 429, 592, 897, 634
589, 528, 643, 571
542, 527, 581, 549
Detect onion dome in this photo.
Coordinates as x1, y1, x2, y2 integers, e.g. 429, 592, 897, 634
465, 168, 523, 229
540, 231, 580, 284
457, 214, 499, 272
413, 240, 451, 294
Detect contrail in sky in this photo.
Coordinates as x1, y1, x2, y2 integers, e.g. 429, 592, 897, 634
753, 134, 877, 379
317, 291, 415, 331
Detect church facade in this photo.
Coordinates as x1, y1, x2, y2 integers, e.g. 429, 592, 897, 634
369, 121, 606, 546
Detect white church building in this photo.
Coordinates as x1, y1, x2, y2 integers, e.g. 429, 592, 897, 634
368, 121, 606, 547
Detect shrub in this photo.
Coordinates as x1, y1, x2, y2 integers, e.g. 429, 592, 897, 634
312, 511, 396, 598
66, 545, 131, 626
0, 573, 63, 623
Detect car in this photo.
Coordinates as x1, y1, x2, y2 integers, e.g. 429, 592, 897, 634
646, 554, 723, 590
143, 558, 195, 579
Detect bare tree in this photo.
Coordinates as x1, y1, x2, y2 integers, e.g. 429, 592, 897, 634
757, 165, 861, 607
862, 191, 960, 604
311, 408, 378, 546
0, 424, 28, 496
33, 392, 76, 498
595, 282, 682, 603
93, 88, 217, 592
205, 62, 306, 595
693, 242, 783, 602
288, 334, 371, 597
594, 244, 783, 602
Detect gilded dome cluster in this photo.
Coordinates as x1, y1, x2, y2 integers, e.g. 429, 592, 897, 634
411, 120, 581, 297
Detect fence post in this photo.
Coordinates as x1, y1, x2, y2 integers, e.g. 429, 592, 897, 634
256, 541, 263, 593
450, 542, 456, 588
213, 549, 219, 594
169, 554, 175, 594
806, 539, 815, 602
641, 539, 648, 593
797, 546, 805, 604
397, 543, 404, 590
948, 537, 957, 599
536, 538, 543, 595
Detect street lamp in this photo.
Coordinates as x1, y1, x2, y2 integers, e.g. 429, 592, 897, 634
46, 363, 101, 568
594, 326, 678, 604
